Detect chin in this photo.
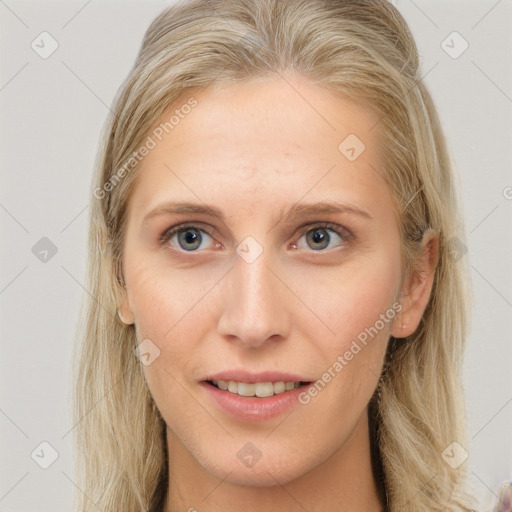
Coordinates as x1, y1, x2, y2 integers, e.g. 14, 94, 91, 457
194, 440, 319, 488
206, 459, 304, 487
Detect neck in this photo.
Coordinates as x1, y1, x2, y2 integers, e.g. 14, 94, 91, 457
163, 409, 385, 512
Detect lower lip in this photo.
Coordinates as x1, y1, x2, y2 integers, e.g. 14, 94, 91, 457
201, 381, 311, 422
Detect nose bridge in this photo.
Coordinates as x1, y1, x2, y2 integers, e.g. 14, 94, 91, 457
217, 246, 289, 348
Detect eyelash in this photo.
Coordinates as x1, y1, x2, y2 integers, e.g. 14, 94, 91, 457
159, 222, 352, 253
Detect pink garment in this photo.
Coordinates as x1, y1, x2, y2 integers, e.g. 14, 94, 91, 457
493, 482, 512, 512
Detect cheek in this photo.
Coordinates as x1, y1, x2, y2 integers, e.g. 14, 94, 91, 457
127, 259, 214, 342
295, 250, 401, 402
295, 261, 399, 430
127, 268, 205, 429
126, 260, 214, 393
297, 248, 401, 347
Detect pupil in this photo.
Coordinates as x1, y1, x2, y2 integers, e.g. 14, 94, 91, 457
308, 228, 329, 250
179, 229, 201, 251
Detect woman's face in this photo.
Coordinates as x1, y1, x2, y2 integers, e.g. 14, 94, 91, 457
119, 74, 428, 486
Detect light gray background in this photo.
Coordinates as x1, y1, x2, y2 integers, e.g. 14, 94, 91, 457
1, 1, 511, 511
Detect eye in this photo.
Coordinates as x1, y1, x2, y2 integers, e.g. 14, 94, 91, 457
159, 224, 218, 252
295, 223, 349, 251
159, 222, 351, 254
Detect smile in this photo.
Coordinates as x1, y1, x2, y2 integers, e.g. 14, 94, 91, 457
209, 380, 306, 397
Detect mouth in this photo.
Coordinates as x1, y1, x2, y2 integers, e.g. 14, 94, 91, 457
202, 376, 314, 421
205, 379, 312, 398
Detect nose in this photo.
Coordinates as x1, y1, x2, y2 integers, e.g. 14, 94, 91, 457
216, 247, 291, 349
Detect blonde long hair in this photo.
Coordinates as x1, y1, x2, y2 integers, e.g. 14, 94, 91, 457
72, 1, 478, 510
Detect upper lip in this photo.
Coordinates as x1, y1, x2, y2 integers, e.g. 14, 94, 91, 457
204, 370, 312, 384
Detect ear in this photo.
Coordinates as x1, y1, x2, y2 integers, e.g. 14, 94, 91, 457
118, 290, 135, 325
391, 229, 439, 338
117, 272, 135, 325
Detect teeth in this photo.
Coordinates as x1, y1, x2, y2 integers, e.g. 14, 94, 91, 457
238, 382, 256, 396
217, 380, 229, 391
211, 380, 303, 397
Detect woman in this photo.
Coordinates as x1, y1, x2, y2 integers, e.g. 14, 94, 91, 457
72, 0, 480, 510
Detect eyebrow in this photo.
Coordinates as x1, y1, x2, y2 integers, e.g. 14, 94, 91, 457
142, 199, 373, 226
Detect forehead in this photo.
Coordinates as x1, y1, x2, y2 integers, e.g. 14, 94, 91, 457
126, 74, 390, 221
